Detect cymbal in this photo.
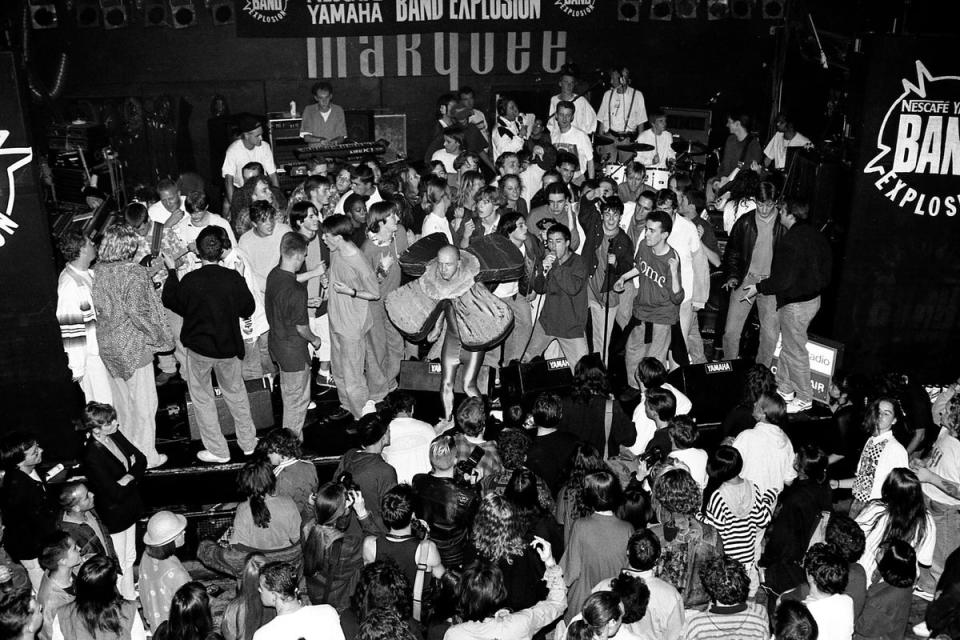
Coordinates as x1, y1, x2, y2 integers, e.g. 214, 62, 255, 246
672, 138, 708, 155
616, 142, 654, 152
593, 134, 615, 146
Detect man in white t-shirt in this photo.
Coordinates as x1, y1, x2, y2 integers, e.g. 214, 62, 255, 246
175, 191, 237, 255
238, 201, 292, 296
148, 179, 186, 224
547, 68, 598, 138
763, 112, 811, 170
635, 111, 677, 169
597, 66, 647, 163
914, 394, 960, 595
551, 101, 594, 181
802, 544, 855, 640
381, 391, 436, 484
254, 562, 344, 640
222, 115, 278, 204
628, 357, 692, 451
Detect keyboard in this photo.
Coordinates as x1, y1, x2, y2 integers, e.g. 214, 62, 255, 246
294, 140, 387, 161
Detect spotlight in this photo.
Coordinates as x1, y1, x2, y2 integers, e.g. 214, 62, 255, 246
208, 0, 234, 25
617, 0, 640, 22
170, 0, 197, 27
143, 0, 170, 26
675, 0, 697, 19
29, 0, 58, 29
731, 0, 752, 19
707, 0, 728, 20
75, 0, 101, 27
100, 0, 128, 29
650, 0, 673, 20
761, 0, 785, 19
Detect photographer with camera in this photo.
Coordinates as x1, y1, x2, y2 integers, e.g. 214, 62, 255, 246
411, 435, 480, 569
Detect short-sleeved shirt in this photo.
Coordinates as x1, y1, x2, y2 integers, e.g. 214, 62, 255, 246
300, 103, 347, 140
265, 267, 309, 371
222, 139, 277, 187
923, 427, 960, 506
238, 224, 293, 294
327, 248, 379, 339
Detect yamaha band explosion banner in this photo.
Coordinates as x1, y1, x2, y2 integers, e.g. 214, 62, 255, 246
236, 0, 605, 36
835, 36, 960, 379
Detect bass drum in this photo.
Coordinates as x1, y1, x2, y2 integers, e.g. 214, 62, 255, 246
644, 168, 672, 190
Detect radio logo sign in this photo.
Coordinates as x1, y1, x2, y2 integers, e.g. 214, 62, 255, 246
865, 60, 960, 218
555, 0, 595, 17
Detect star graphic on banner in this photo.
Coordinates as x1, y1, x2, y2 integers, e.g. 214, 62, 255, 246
0, 130, 34, 217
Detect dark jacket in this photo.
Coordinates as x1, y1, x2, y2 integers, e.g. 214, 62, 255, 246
162, 263, 255, 359
533, 252, 588, 338
578, 200, 635, 290
0, 468, 59, 560
758, 478, 833, 594
854, 580, 913, 640
411, 474, 479, 568
519, 234, 546, 296
756, 222, 832, 308
722, 211, 787, 284
81, 432, 147, 533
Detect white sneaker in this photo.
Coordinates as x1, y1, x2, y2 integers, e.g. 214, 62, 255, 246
308, 400, 317, 410
776, 388, 796, 401
196, 450, 231, 464
913, 621, 931, 637
241, 438, 259, 457
914, 587, 935, 602
786, 398, 813, 413
146, 454, 168, 469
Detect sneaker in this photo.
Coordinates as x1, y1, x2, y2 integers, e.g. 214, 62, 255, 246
776, 388, 796, 401
785, 398, 813, 413
913, 621, 932, 637
196, 450, 231, 464
914, 587, 935, 602
155, 371, 177, 386
326, 407, 353, 421
241, 438, 259, 457
308, 400, 317, 410
146, 454, 168, 469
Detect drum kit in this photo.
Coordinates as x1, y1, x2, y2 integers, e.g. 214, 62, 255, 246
597, 133, 710, 190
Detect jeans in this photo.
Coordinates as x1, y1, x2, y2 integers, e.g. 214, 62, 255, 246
723, 275, 780, 365
279, 365, 311, 438
523, 321, 588, 372
624, 321, 671, 388
108, 361, 162, 466
919, 499, 960, 592
330, 329, 390, 418
241, 332, 277, 381
776, 297, 820, 403
588, 298, 619, 366
686, 309, 707, 365
185, 348, 258, 458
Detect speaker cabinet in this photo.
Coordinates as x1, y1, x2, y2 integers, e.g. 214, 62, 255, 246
398, 360, 493, 396
186, 377, 275, 440
666, 359, 751, 426
499, 358, 574, 405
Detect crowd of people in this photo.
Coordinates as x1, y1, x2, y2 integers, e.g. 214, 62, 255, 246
0, 69, 957, 640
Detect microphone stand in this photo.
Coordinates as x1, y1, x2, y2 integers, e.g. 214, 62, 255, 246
602, 259, 613, 366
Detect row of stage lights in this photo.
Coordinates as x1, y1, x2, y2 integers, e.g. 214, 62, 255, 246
619, 0, 788, 21
28, 0, 235, 30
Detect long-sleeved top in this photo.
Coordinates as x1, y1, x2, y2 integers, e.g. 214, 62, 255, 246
0, 469, 60, 561
533, 252, 588, 338
561, 512, 633, 622
723, 212, 787, 284
756, 222, 832, 308
335, 450, 398, 532
578, 201, 635, 291
56, 265, 100, 378
699, 479, 776, 566
733, 422, 798, 493
444, 565, 567, 640
680, 603, 769, 640
138, 554, 192, 630
82, 432, 147, 533
594, 569, 685, 640
854, 580, 912, 640
93, 261, 172, 380
162, 263, 255, 359
229, 495, 301, 550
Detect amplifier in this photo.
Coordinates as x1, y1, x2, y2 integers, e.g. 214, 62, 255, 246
662, 107, 712, 147
666, 359, 751, 426
398, 360, 493, 396
267, 116, 303, 140
499, 358, 574, 404
185, 377, 274, 440
47, 122, 107, 154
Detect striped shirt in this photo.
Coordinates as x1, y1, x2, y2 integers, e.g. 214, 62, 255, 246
699, 482, 776, 566
680, 603, 769, 640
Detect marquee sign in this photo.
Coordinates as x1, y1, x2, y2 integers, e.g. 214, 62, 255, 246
865, 60, 960, 219
237, 0, 604, 37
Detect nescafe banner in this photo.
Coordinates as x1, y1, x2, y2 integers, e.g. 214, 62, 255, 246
236, 0, 605, 37
835, 35, 960, 380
